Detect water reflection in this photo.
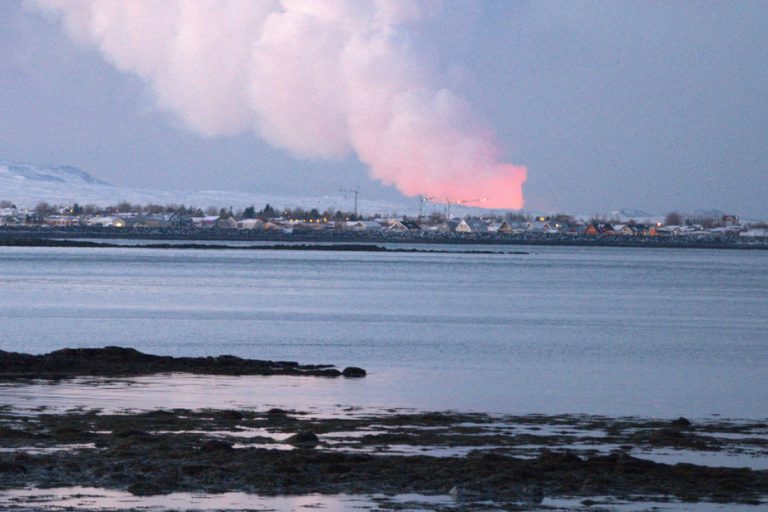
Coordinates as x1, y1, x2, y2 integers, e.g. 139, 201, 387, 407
0, 487, 453, 511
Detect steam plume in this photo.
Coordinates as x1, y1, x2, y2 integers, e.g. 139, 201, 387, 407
32, 0, 527, 208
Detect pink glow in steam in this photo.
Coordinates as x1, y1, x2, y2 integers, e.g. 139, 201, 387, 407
33, 0, 527, 208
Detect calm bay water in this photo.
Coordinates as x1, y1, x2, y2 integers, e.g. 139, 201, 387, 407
1, 244, 766, 418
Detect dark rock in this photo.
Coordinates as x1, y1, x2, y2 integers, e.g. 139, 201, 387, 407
127, 481, 163, 496
217, 410, 244, 421
286, 431, 319, 447
0, 346, 357, 379
305, 368, 342, 377
342, 366, 367, 378
327, 464, 352, 473
201, 439, 234, 452
0, 461, 26, 473
266, 408, 287, 416
672, 417, 692, 427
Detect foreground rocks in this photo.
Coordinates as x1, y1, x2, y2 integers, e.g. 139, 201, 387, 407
0, 346, 365, 379
0, 408, 765, 510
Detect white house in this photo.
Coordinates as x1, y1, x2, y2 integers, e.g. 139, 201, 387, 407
237, 218, 264, 230
741, 228, 768, 238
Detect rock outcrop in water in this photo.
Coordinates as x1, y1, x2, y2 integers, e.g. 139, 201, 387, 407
0, 346, 364, 379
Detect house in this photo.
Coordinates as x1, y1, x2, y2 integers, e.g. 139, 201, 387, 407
0, 207, 21, 226
263, 220, 287, 230
237, 218, 264, 230
169, 213, 193, 227
709, 226, 740, 237
0, 215, 21, 227
141, 214, 172, 228
400, 220, 422, 231
584, 223, 599, 235
44, 215, 78, 227
427, 221, 451, 232
497, 221, 515, 233
741, 228, 768, 238
192, 215, 220, 227
385, 220, 409, 232
448, 218, 471, 233
628, 224, 651, 236
216, 217, 238, 229
617, 225, 636, 236
526, 220, 549, 232
86, 216, 125, 228
584, 223, 615, 235
655, 226, 680, 236
344, 220, 383, 232
464, 217, 488, 233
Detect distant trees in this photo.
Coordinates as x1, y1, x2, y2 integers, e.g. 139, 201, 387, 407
115, 201, 135, 213
259, 203, 278, 218
35, 202, 55, 216
551, 213, 574, 224
428, 211, 446, 224
242, 205, 256, 219
664, 211, 683, 226
504, 211, 530, 222
144, 203, 165, 214
588, 215, 608, 225
0, 200, 16, 209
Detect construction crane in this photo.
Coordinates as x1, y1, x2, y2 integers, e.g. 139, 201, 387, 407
418, 195, 435, 220
445, 197, 485, 218
339, 187, 359, 218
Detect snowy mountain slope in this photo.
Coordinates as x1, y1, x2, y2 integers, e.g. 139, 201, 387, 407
0, 160, 434, 216
0, 161, 109, 186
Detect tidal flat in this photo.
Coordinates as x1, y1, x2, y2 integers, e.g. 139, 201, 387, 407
1, 404, 767, 511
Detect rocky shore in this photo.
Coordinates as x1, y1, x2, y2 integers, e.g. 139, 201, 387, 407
1, 225, 766, 250
0, 346, 367, 379
0, 408, 766, 510
0, 237, 521, 254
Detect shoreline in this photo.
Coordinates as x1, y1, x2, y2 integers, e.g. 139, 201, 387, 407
0, 237, 524, 254
0, 405, 766, 509
1, 226, 767, 250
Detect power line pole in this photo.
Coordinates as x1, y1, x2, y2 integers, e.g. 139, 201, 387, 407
418, 195, 434, 220
446, 197, 485, 218
339, 188, 359, 218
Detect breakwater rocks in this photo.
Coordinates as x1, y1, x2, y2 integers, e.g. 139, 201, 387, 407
0, 237, 519, 254
2, 226, 767, 250
0, 346, 366, 379
0, 409, 766, 509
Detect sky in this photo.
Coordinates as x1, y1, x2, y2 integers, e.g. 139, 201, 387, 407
0, 0, 766, 217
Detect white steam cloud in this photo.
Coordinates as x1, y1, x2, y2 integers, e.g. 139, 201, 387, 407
32, 0, 527, 208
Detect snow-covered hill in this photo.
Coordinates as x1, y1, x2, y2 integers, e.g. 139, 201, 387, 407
0, 160, 426, 215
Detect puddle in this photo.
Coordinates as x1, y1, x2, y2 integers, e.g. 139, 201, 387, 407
542, 496, 765, 511
0, 487, 455, 511
639, 447, 768, 470
0, 443, 97, 455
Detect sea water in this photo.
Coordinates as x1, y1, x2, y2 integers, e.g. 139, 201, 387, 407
1, 244, 766, 419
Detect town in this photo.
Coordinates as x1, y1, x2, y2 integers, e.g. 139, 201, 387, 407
1, 199, 766, 248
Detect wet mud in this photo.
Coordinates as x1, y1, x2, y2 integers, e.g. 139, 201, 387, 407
1, 408, 766, 510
